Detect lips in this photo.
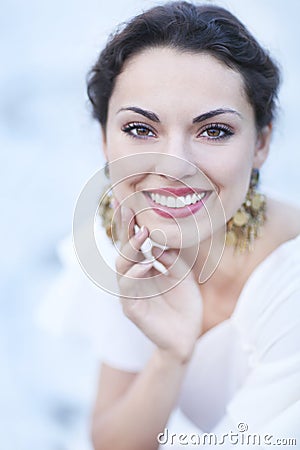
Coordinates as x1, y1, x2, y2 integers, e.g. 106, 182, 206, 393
143, 187, 212, 218
148, 187, 207, 197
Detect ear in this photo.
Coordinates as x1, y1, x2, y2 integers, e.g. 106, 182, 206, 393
253, 124, 272, 169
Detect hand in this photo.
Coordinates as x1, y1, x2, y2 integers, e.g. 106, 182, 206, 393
115, 206, 203, 364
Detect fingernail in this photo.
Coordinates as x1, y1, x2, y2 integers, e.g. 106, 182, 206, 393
136, 225, 146, 237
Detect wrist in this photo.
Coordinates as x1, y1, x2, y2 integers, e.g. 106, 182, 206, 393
153, 346, 194, 368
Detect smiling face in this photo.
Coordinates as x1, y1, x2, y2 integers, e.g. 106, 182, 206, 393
102, 47, 271, 248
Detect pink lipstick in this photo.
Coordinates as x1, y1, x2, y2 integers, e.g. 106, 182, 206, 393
143, 187, 211, 218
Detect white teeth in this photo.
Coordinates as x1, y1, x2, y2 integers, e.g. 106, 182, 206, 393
191, 194, 198, 204
166, 197, 176, 207
160, 196, 167, 206
176, 197, 186, 208
185, 194, 192, 205
149, 191, 206, 208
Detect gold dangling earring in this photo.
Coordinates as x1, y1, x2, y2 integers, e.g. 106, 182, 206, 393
99, 162, 116, 239
226, 168, 266, 253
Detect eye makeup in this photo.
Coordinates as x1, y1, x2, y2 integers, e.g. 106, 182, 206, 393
121, 121, 235, 141
197, 123, 234, 141
121, 122, 157, 139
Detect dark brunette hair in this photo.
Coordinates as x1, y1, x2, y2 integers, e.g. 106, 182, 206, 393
87, 1, 280, 131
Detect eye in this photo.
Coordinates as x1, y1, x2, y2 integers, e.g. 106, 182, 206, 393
204, 128, 224, 138
122, 122, 156, 139
198, 123, 234, 141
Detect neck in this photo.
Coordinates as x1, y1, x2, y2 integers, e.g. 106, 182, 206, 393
181, 228, 252, 289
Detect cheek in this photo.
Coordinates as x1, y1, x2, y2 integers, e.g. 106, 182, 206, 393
203, 146, 254, 220
220, 163, 252, 221
107, 152, 158, 203
205, 138, 254, 185
218, 158, 250, 185
111, 180, 138, 204
105, 126, 126, 159
110, 174, 147, 210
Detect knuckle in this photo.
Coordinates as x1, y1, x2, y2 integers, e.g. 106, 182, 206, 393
121, 299, 137, 318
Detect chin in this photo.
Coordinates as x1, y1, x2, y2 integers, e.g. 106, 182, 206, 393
137, 210, 213, 250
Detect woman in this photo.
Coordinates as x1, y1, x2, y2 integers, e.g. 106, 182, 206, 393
84, 2, 300, 449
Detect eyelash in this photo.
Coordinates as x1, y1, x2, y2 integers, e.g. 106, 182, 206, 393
121, 121, 234, 141
121, 122, 156, 139
199, 123, 234, 141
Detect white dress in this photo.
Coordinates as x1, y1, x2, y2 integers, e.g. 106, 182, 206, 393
38, 222, 300, 449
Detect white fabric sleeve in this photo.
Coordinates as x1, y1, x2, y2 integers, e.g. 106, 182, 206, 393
36, 230, 155, 372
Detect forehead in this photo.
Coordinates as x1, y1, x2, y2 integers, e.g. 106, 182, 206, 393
108, 47, 253, 120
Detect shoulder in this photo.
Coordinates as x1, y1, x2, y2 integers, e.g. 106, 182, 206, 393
242, 196, 300, 287
233, 223, 300, 362
265, 197, 300, 244
243, 196, 300, 299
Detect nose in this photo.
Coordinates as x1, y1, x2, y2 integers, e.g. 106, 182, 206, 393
154, 137, 197, 180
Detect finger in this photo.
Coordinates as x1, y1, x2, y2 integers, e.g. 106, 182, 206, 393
152, 247, 179, 267
116, 226, 149, 275
151, 247, 189, 279
109, 195, 121, 241
120, 205, 135, 247
118, 261, 154, 298
123, 260, 154, 279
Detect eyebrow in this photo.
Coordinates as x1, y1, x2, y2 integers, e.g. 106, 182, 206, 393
117, 106, 242, 123
117, 106, 160, 122
192, 108, 242, 123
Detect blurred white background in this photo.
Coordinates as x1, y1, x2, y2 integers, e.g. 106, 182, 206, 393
1, 1, 299, 449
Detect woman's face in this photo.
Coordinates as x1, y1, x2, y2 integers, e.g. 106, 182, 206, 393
103, 47, 270, 248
